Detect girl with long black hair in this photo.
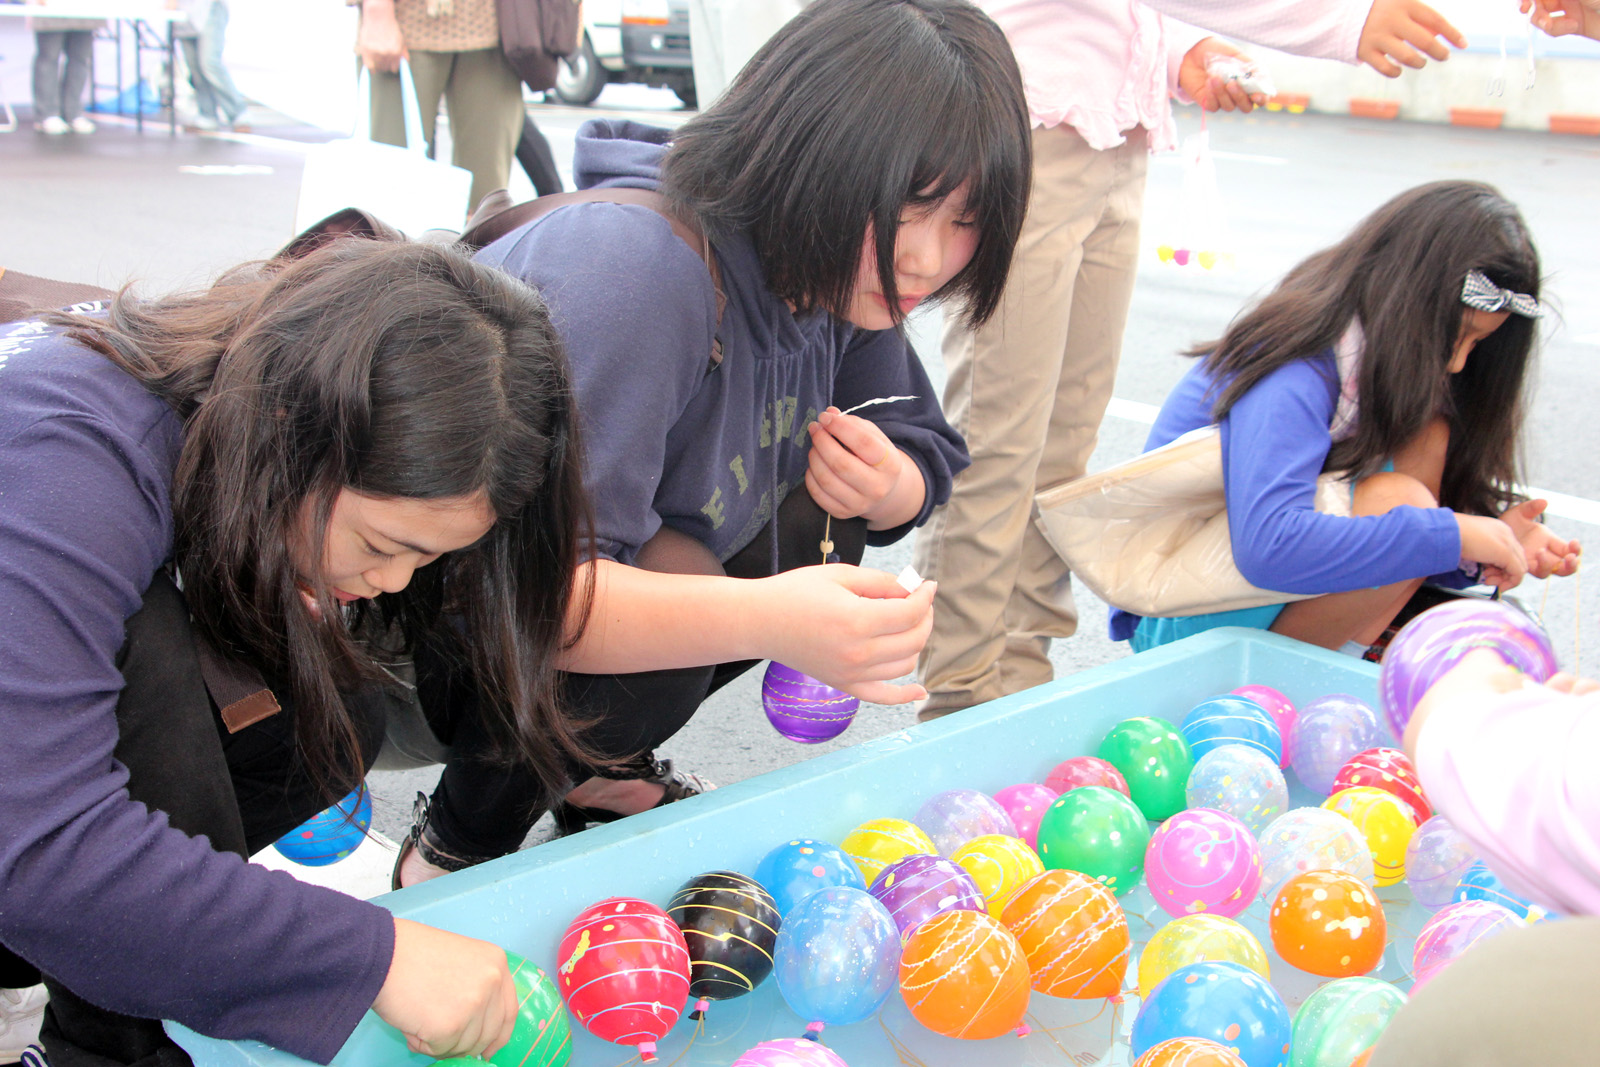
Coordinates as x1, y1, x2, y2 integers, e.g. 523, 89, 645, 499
1113, 180, 1579, 653
0, 239, 594, 1067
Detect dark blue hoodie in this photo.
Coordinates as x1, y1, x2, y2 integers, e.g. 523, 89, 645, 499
474, 119, 969, 565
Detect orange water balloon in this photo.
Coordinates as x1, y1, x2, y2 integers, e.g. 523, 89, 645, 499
898, 909, 1031, 1039
1132, 1037, 1249, 1067
1270, 869, 1386, 977
1000, 869, 1129, 999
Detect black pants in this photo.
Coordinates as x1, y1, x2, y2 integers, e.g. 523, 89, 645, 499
515, 114, 562, 197
425, 488, 868, 859
0, 573, 393, 1067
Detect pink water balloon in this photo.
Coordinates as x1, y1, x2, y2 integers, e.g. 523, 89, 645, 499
993, 783, 1059, 850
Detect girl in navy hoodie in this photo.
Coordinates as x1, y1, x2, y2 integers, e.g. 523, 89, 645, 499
393, 0, 1033, 884
1111, 181, 1579, 654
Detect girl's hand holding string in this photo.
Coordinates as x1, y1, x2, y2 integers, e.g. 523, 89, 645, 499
760, 565, 936, 705
1455, 513, 1529, 591
806, 408, 925, 530
372, 918, 518, 1061
1500, 498, 1582, 579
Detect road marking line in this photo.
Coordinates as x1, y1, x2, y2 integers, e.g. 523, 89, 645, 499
1103, 396, 1600, 526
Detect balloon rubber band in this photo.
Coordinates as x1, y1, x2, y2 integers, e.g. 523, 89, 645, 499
802, 1022, 825, 1041
637, 1042, 658, 1063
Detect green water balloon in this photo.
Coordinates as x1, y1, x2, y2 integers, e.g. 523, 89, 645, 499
1290, 976, 1407, 1067
436, 950, 572, 1067
1034, 785, 1151, 897
1097, 716, 1193, 820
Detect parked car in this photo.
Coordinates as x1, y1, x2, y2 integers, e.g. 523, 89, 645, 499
552, 0, 696, 107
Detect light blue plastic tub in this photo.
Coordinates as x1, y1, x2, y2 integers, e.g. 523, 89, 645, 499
173, 629, 1425, 1067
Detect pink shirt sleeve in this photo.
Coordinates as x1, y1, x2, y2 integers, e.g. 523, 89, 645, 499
1414, 684, 1600, 917
1141, 0, 1368, 63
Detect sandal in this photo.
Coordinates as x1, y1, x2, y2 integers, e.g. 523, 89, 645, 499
390, 792, 501, 891
552, 756, 715, 837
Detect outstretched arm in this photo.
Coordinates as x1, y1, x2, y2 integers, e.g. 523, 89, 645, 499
562, 560, 935, 705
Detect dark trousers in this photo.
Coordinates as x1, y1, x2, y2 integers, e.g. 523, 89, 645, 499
515, 114, 562, 197
425, 488, 868, 859
0, 573, 389, 1067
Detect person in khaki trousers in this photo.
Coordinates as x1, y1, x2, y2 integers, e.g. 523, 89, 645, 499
912, 0, 1470, 718
356, 0, 524, 214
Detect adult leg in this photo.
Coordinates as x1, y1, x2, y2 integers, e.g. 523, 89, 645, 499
58, 32, 94, 124
438, 48, 524, 213
1002, 135, 1147, 690
515, 113, 563, 196
32, 32, 66, 121
1369, 919, 1600, 1067
369, 49, 450, 152
912, 124, 1137, 716
178, 37, 218, 123
191, 2, 249, 127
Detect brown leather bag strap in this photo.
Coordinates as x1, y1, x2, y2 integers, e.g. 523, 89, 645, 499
461, 187, 726, 368
0, 266, 115, 326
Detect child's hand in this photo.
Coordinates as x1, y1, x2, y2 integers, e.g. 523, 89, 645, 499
1522, 0, 1600, 40
761, 564, 936, 705
1500, 499, 1582, 579
1456, 513, 1528, 590
806, 408, 909, 524
1178, 39, 1265, 113
1357, 0, 1467, 76
373, 919, 517, 1060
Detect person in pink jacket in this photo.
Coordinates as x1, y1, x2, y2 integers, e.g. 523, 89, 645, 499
1369, 647, 1600, 1065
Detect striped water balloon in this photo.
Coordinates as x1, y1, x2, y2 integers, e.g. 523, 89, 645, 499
841, 818, 937, 884
1000, 869, 1130, 999
556, 897, 690, 1061
667, 870, 782, 1013
898, 909, 1031, 1039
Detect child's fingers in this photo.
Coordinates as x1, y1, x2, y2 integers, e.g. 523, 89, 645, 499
815, 410, 894, 467
804, 469, 861, 521
807, 419, 868, 474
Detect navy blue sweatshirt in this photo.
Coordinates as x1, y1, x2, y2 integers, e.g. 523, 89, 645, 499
0, 319, 393, 1062
474, 120, 969, 565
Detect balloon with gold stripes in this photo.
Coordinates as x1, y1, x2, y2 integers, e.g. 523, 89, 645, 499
436, 950, 571, 1067
667, 870, 783, 1019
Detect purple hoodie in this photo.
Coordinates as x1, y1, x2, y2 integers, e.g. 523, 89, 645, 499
0, 318, 393, 1062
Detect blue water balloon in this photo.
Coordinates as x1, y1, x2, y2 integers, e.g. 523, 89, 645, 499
755, 838, 866, 918
772, 886, 899, 1029
1182, 696, 1283, 766
1131, 960, 1291, 1067
273, 788, 372, 866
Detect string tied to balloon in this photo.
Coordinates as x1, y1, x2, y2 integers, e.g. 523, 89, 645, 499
801, 1021, 826, 1042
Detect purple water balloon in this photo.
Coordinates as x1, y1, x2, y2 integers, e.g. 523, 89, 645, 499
1412, 899, 1526, 990
993, 783, 1059, 850
915, 789, 1017, 855
866, 854, 986, 939
1378, 600, 1557, 741
733, 1037, 850, 1067
762, 662, 860, 744
1405, 816, 1480, 910
1289, 694, 1381, 796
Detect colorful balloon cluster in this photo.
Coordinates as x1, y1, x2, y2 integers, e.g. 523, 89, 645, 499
394, 600, 1555, 1067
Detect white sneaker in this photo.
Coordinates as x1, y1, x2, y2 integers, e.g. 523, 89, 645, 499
68, 116, 95, 135
34, 117, 68, 136
0, 986, 48, 1061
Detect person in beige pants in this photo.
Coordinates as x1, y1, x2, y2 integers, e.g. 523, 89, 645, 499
357, 0, 525, 214
914, 122, 1147, 715
913, 0, 1470, 718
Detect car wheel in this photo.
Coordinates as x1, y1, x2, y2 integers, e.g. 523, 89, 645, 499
553, 32, 607, 106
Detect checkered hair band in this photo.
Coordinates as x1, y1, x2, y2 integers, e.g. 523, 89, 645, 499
1461, 269, 1541, 318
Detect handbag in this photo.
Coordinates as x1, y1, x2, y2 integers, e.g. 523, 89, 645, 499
293, 62, 474, 239
1033, 425, 1353, 618
497, 0, 582, 91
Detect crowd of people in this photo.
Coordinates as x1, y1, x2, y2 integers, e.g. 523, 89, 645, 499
3, 1, 1600, 1067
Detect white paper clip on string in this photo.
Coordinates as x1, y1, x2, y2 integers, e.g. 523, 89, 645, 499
897, 565, 923, 593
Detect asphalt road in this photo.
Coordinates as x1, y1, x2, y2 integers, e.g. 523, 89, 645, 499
5, 87, 1598, 846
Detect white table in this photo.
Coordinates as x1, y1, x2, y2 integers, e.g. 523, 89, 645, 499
0, 2, 187, 133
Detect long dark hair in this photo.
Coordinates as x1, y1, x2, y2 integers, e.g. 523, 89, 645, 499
1193, 181, 1540, 517
660, 0, 1031, 328
58, 240, 596, 797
